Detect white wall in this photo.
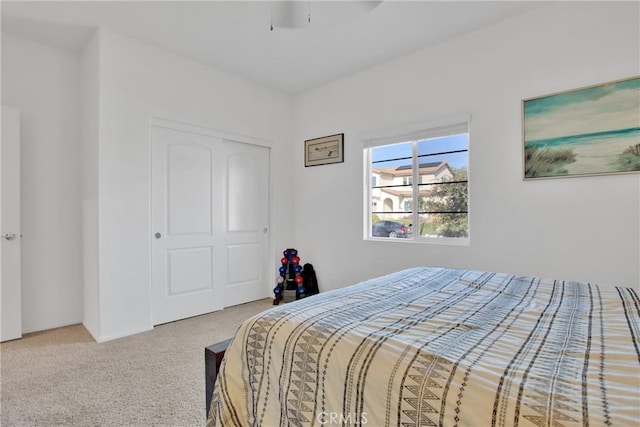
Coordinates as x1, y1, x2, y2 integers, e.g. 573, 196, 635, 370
1, 34, 84, 333
91, 29, 294, 341
292, 2, 640, 290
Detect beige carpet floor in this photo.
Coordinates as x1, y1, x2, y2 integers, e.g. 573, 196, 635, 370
0, 298, 273, 427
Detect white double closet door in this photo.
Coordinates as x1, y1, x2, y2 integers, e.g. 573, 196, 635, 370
151, 123, 270, 326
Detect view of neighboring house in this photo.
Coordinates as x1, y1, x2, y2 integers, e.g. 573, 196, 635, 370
371, 161, 453, 220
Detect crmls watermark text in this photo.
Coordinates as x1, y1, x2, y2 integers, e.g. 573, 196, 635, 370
316, 412, 368, 425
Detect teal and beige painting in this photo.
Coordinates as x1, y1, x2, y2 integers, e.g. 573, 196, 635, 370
523, 76, 640, 179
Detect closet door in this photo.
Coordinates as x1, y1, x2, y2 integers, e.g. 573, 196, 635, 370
1, 106, 22, 342
221, 139, 270, 307
150, 124, 269, 325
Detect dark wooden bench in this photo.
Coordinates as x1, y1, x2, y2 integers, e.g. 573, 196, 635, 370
205, 338, 231, 419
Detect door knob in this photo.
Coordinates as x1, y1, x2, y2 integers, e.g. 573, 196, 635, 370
2, 233, 17, 241
155, 232, 162, 239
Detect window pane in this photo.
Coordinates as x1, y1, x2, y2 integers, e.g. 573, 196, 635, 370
372, 158, 412, 185
418, 151, 467, 171
372, 141, 412, 164
371, 194, 414, 214
371, 142, 413, 226
418, 176, 468, 238
371, 140, 412, 189
418, 134, 468, 156
417, 160, 459, 186
371, 163, 412, 214
419, 181, 468, 213
416, 160, 467, 236
418, 213, 468, 238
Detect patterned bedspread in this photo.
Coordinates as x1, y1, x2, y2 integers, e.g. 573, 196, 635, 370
208, 267, 640, 426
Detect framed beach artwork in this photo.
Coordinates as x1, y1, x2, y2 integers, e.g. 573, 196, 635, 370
522, 76, 640, 180
304, 133, 344, 167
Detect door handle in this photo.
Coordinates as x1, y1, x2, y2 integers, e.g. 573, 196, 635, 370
2, 233, 17, 241
155, 232, 162, 239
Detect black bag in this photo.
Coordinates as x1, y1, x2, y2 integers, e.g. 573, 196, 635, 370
301, 263, 319, 296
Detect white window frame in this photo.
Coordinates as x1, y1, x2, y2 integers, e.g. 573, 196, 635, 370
363, 114, 471, 245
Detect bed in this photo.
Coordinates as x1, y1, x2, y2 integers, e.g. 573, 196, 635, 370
206, 267, 639, 426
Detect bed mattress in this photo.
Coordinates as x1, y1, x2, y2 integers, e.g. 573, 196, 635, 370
208, 267, 639, 426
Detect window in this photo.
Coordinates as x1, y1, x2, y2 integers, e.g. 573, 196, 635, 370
365, 117, 469, 243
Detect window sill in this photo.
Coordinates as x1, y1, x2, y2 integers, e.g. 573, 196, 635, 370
366, 236, 470, 246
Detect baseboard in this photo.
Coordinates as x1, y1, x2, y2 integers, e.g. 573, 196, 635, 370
96, 325, 154, 343
22, 319, 84, 336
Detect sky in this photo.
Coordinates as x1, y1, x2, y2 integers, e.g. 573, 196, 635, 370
371, 134, 468, 170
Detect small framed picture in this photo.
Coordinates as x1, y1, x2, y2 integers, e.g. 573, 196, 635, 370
305, 133, 344, 167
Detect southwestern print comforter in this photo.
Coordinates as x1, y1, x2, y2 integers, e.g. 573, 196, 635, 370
208, 267, 639, 426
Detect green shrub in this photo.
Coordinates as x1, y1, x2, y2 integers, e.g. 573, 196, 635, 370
618, 144, 640, 171
525, 146, 576, 177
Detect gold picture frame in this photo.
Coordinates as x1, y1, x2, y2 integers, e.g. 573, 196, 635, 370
522, 76, 640, 180
305, 133, 344, 167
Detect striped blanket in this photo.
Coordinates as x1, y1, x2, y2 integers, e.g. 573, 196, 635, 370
208, 267, 640, 426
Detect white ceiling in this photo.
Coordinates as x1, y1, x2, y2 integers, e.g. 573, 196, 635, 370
1, 1, 545, 94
